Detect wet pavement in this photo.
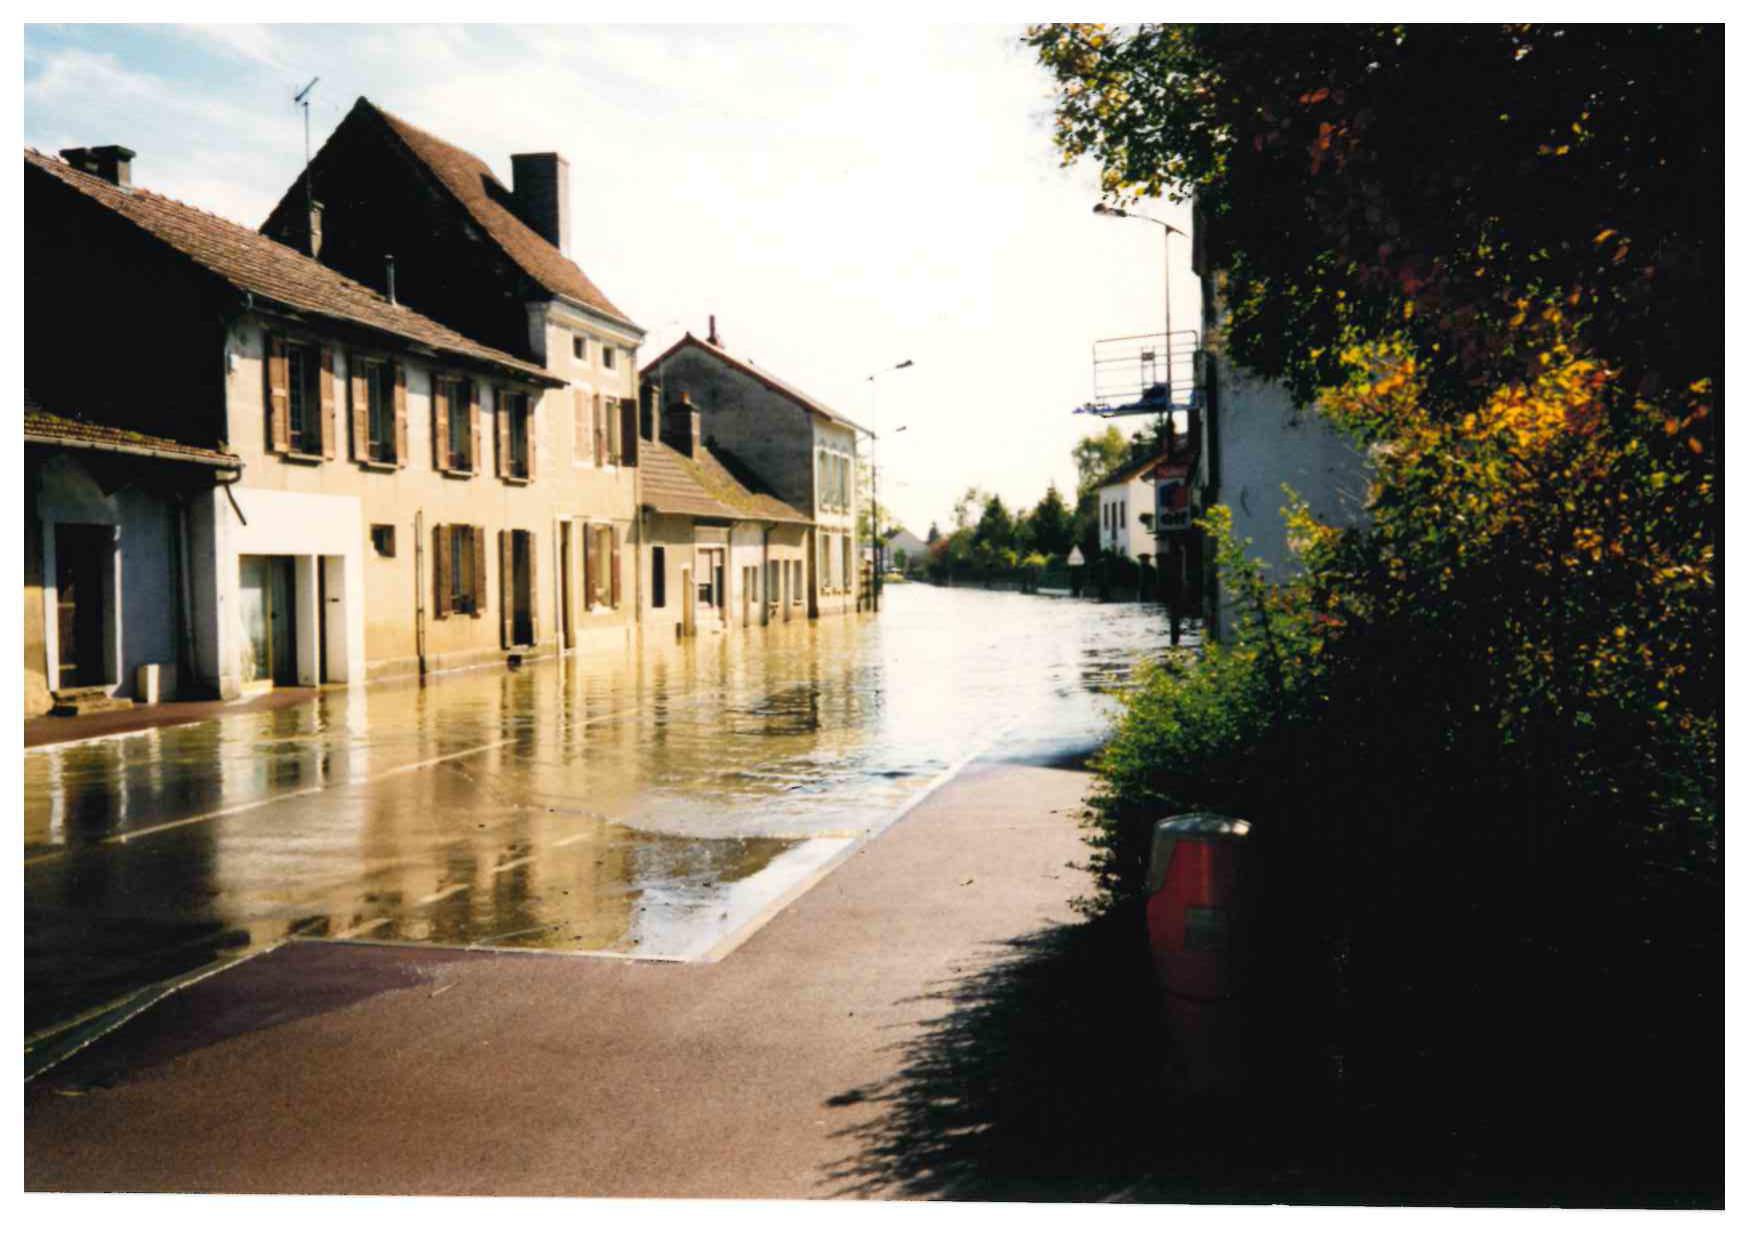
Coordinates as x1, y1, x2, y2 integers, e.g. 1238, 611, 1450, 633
25, 584, 1186, 1037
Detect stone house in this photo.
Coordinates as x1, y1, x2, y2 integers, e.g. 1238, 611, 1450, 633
641, 325, 868, 619
259, 97, 645, 636
24, 144, 599, 712
635, 388, 813, 640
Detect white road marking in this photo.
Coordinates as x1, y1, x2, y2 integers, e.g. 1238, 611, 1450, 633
414, 883, 470, 906
334, 916, 393, 940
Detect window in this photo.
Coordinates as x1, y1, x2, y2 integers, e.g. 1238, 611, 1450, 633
442, 377, 473, 471
286, 343, 320, 454
792, 560, 803, 604
358, 358, 395, 463
1120, 499, 1126, 526
502, 391, 531, 480
592, 524, 615, 609
652, 546, 666, 609
606, 397, 621, 463
602, 345, 617, 371
573, 335, 586, 361
371, 524, 396, 556
449, 525, 479, 615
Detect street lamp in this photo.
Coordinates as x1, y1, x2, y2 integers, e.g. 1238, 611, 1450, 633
867, 359, 915, 610
1094, 202, 1187, 410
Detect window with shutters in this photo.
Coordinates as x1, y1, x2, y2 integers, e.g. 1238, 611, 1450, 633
651, 546, 666, 609
503, 391, 531, 480
444, 378, 473, 471
357, 359, 394, 463
285, 343, 321, 454
452, 525, 477, 614
605, 397, 621, 463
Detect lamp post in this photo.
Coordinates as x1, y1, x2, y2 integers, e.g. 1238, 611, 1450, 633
866, 359, 914, 611
1093, 203, 1186, 411
1096, 203, 1189, 646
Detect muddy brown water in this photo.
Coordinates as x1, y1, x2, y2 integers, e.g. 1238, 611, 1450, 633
25, 584, 1185, 1036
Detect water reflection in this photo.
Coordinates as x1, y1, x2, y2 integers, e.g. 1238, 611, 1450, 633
24, 586, 1181, 1034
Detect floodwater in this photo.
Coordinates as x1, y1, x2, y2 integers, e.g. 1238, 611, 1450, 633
24, 584, 1187, 1036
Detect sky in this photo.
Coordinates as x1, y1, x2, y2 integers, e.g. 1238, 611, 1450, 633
22, 23, 1199, 536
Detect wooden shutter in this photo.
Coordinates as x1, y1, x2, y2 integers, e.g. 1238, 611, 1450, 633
433, 376, 450, 469
499, 530, 512, 647
393, 362, 408, 467
349, 357, 369, 461
266, 334, 290, 452
433, 523, 451, 619
581, 521, 594, 609
468, 382, 482, 474
319, 347, 337, 458
525, 396, 537, 482
495, 388, 510, 479
593, 394, 606, 467
620, 397, 639, 467
526, 531, 539, 645
471, 526, 488, 617
610, 526, 622, 608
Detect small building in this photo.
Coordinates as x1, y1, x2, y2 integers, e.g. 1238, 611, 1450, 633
636, 390, 813, 638
885, 526, 929, 574
25, 398, 242, 716
642, 325, 868, 618
26, 143, 576, 710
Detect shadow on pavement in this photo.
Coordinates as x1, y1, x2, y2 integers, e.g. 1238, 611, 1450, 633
818, 911, 1312, 1203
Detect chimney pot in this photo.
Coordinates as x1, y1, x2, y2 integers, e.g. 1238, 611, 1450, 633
60, 144, 136, 187
509, 152, 570, 255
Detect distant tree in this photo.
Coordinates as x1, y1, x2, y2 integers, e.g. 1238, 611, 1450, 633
975, 493, 1015, 550
1073, 426, 1129, 500
1030, 482, 1074, 558
926, 521, 942, 544
951, 486, 989, 532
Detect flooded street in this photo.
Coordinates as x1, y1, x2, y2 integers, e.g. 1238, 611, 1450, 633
25, 585, 1184, 1037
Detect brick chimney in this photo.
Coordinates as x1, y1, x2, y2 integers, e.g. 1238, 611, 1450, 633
60, 145, 135, 187
638, 377, 662, 440
509, 152, 569, 254
707, 314, 721, 347
662, 391, 703, 458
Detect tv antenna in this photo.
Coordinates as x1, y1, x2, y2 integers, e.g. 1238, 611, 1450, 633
293, 76, 319, 213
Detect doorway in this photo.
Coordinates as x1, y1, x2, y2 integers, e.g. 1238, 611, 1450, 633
54, 523, 113, 688
239, 554, 298, 687
513, 530, 535, 647
559, 521, 575, 648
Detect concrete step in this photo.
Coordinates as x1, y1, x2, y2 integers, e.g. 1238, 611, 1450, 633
49, 689, 135, 717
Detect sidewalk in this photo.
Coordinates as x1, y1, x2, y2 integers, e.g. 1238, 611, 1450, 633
24, 759, 1096, 1197
25, 688, 319, 749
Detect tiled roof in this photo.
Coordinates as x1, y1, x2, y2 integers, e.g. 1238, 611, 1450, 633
1095, 440, 1196, 491
25, 397, 241, 468
642, 334, 871, 436
25, 148, 559, 386
367, 102, 638, 333
640, 436, 810, 525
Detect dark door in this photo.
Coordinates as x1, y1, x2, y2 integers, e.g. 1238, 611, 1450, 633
511, 531, 534, 647
55, 523, 112, 688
